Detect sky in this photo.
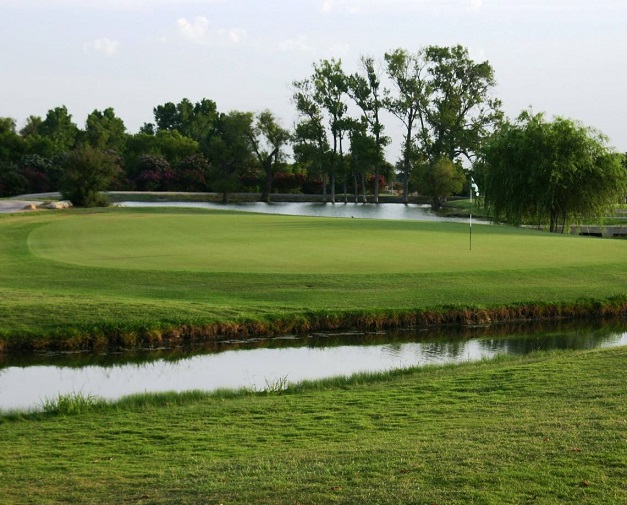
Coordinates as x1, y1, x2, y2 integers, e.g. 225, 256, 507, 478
1, 0, 626, 157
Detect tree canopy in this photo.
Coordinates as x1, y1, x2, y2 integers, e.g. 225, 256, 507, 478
478, 111, 627, 232
2, 44, 625, 220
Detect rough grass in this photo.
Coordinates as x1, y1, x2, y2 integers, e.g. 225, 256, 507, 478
0, 207, 625, 348
0, 347, 625, 504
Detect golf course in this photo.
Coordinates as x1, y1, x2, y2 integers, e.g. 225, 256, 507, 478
1, 205, 626, 504
0, 205, 625, 349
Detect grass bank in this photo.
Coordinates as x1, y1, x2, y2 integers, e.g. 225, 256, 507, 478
1, 347, 625, 503
0, 207, 625, 350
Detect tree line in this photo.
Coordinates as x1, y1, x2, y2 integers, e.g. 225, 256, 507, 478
1, 44, 625, 229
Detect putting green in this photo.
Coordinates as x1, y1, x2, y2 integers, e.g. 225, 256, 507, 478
26, 211, 627, 274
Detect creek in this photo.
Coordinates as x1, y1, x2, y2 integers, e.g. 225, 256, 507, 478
1, 321, 625, 412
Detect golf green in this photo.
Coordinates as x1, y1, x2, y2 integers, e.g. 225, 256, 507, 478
26, 210, 626, 274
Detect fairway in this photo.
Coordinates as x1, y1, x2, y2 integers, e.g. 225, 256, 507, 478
26, 209, 626, 274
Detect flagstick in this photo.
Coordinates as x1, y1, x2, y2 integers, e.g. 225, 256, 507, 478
469, 183, 472, 251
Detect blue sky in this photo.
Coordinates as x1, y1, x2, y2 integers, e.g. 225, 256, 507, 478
1, 0, 625, 155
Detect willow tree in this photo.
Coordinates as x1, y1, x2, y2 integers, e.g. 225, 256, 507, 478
478, 111, 627, 232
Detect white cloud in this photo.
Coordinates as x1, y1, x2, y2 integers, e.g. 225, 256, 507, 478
217, 28, 246, 44
277, 36, 315, 53
321, 0, 488, 14
8, 0, 225, 8
321, 0, 334, 13
177, 16, 246, 45
467, 0, 482, 12
83, 37, 120, 57
177, 16, 210, 43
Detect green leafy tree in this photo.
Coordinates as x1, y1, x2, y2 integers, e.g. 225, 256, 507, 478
0, 161, 28, 196
60, 145, 120, 207
416, 45, 501, 208
19, 116, 43, 138
0, 117, 25, 162
124, 130, 199, 181
19, 107, 79, 158
18, 154, 60, 193
478, 111, 627, 232
153, 98, 219, 152
312, 58, 350, 203
347, 118, 377, 203
206, 111, 254, 203
384, 48, 426, 203
292, 78, 331, 200
347, 56, 389, 203
247, 110, 290, 202
39, 106, 79, 154
84, 108, 127, 153
413, 156, 465, 207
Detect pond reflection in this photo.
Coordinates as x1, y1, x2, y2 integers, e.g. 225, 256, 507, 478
119, 200, 490, 223
1, 320, 625, 412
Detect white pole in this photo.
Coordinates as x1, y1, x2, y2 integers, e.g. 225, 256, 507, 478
469, 182, 472, 251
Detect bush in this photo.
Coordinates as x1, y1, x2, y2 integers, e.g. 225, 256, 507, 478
60, 145, 119, 207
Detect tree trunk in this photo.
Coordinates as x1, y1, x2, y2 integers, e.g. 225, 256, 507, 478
431, 195, 442, 210
259, 149, 278, 203
260, 167, 272, 203
331, 173, 336, 204
322, 172, 327, 203
402, 160, 409, 205
361, 173, 367, 203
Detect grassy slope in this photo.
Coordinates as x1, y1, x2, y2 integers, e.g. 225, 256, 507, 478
0, 207, 625, 343
1, 347, 625, 504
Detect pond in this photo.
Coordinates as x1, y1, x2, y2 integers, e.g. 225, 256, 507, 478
1, 321, 625, 412
119, 200, 489, 223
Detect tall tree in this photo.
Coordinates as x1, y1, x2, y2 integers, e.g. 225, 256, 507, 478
84, 108, 127, 153
20, 107, 79, 158
292, 78, 330, 201
347, 118, 377, 203
312, 58, 349, 203
478, 111, 627, 232
39, 106, 79, 154
384, 48, 426, 204
123, 130, 199, 183
0, 117, 25, 162
416, 45, 501, 208
247, 110, 290, 202
206, 111, 254, 203
153, 98, 219, 153
347, 56, 389, 203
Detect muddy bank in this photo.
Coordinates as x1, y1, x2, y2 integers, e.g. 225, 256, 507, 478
1, 297, 625, 354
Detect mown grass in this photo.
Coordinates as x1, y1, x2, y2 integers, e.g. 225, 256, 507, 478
0, 207, 625, 348
1, 347, 625, 503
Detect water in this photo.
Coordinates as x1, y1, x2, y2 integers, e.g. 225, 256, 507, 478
119, 200, 489, 224
1, 322, 625, 412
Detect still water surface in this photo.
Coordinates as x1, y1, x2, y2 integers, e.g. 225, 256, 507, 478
1, 323, 625, 412
120, 200, 488, 223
